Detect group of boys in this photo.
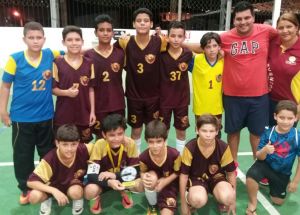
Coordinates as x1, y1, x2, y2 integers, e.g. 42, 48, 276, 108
0, 1, 300, 215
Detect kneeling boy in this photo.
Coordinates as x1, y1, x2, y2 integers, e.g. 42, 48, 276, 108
27, 124, 93, 215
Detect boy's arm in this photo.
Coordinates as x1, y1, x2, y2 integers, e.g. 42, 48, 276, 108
89, 87, 96, 126
256, 141, 275, 160
27, 180, 69, 206
182, 42, 202, 53
0, 82, 12, 126
155, 172, 178, 192
288, 157, 300, 193
179, 173, 190, 215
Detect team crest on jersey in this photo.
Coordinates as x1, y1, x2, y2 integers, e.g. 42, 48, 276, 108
111, 62, 121, 72
178, 62, 188, 71
80, 76, 90, 86
153, 111, 159, 119
42, 70, 52, 80
166, 198, 176, 207
216, 74, 222, 82
208, 164, 219, 175
286, 56, 296, 65
81, 128, 91, 141
181, 116, 189, 127
74, 169, 86, 179
163, 171, 170, 177
145, 54, 156, 64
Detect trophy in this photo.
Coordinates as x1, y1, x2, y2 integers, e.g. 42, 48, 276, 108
120, 165, 140, 188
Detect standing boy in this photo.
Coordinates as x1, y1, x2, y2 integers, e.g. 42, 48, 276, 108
85, 14, 125, 139
0, 21, 64, 204
84, 114, 142, 214
53, 25, 96, 143
180, 114, 236, 215
27, 124, 93, 215
115, 8, 168, 152
159, 21, 192, 153
246, 100, 300, 215
140, 120, 181, 215
189, 32, 223, 137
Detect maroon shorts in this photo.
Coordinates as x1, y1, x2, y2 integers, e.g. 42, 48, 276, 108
188, 173, 227, 194
54, 125, 92, 143
159, 106, 189, 130
157, 182, 178, 212
127, 97, 159, 128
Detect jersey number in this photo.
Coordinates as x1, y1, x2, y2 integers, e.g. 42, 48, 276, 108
137, 63, 144, 74
170, 71, 181, 81
102, 71, 110, 82
208, 80, 213, 89
94, 121, 101, 130
130, 115, 137, 124
32, 80, 46, 91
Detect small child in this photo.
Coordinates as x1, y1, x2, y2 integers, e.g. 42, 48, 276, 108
0, 21, 63, 204
140, 120, 181, 215
159, 21, 192, 154
53, 25, 96, 143
85, 114, 142, 214
246, 100, 300, 215
189, 32, 223, 137
180, 114, 236, 215
27, 124, 93, 215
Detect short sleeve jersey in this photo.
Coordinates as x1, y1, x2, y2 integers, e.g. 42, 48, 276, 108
190, 53, 224, 115
2, 48, 63, 122
160, 48, 192, 108
115, 35, 167, 100
139, 146, 181, 178
84, 47, 125, 112
53, 56, 95, 126
258, 127, 300, 175
268, 36, 300, 103
28, 144, 93, 194
221, 24, 276, 96
89, 137, 139, 173
181, 138, 235, 181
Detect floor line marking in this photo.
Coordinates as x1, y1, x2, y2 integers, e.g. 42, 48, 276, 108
0, 161, 39, 167
238, 152, 253, 156
237, 168, 280, 215
0, 126, 8, 135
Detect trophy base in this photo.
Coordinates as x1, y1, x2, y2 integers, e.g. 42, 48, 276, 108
122, 181, 136, 188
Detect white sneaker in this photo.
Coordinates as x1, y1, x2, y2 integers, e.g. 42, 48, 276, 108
72, 198, 84, 215
40, 198, 52, 215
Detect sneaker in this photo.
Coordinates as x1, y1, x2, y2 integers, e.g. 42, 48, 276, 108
147, 204, 158, 215
259, 178, 269, 186
40, 198, 52, 215
121, 191, 133, 209
72, 198, 84, 215
19, 191, 30, 205
218, 204, 229, 213
90, 196, 102, 214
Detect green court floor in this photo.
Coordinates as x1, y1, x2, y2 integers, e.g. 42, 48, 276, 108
0, 103, 299, 215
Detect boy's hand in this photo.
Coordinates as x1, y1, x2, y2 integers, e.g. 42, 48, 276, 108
108, 179, 125, 191
155, 178, 166, 192
0, 111, 11, 127
98, 171, 116, 181
67, 85, 79, 98
288, 181, 298, 193
142, 172, 156, 189
52, 188, 69, 206
89, 113, 96, 126
264, 141, 275, 154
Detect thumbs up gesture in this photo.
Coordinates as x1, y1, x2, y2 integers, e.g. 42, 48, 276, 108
264, 141, 275, 154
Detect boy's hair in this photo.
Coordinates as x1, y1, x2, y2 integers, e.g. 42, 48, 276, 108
168, 21, 186, 35
196, 114, 220, 130
154, 24, 161, 29
62, 25, 82, 41
233, 1, 254, 19
277, 13, 299, 30
94, 14, 113, 31
56, 124, 80, 142
132, 8, 153, 21
145, 120, 168, 140
102, 114, 127, 133
274, 100, 297, 116
23, 21, 44, 36
200, 32, 221, 49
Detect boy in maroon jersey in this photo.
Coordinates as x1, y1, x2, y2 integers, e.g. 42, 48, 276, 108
53, 25, 96, 143
27, 124, 93, 215
159, 21, 192, 154
180, 114, 236, 215
85, 14, 125, 139
140, 120, 181, 215
115, 8, 168, 153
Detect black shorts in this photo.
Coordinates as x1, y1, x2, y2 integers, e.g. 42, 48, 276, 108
246, 160, 290, 199
223, 94, 269, 136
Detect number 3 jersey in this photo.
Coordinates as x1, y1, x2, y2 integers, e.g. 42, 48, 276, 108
160, 48, 192, 108
2, 48, 63, 122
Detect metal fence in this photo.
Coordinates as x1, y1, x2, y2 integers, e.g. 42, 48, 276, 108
0, 0, 292, 30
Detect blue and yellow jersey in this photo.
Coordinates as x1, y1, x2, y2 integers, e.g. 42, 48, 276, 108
2, 48, 63, 122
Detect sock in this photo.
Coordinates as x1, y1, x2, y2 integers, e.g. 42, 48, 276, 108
176, 139, 186, 154
135, 138, 142, 154
144, 188, 157, 206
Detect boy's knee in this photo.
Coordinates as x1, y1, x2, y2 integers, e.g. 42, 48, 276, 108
271, 196, 285, 205
188, 192, 207, 209
84, 184, 101, 200
68, 185, 83, 200
29, 190, 46, 204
